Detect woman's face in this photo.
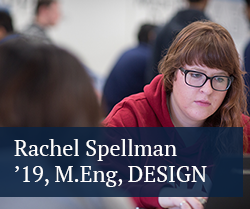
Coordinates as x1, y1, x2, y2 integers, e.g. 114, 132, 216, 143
170, 64, 228, 127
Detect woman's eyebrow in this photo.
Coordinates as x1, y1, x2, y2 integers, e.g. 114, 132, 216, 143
191, 68, 228, 76
189, 68, 206, 73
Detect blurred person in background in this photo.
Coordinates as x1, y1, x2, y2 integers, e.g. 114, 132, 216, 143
244, 0, 250, 114
145, 0, 210, 85
0, 8, 19, 45
0, 41, 135, 209
102, 23, 157, 115
22, 0, 61, 44
22, 0, 103, 99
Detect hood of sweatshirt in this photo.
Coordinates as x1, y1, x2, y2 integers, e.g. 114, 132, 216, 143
144, 74, 174, 127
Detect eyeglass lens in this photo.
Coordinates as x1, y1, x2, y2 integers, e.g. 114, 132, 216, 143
186, 71, 229, 91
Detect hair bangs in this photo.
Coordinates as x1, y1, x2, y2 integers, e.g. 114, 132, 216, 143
178, 31, 237, 75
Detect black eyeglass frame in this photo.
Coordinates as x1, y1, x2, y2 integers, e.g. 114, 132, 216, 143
179, 67, 234, 91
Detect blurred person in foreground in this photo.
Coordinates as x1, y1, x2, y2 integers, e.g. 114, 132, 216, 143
0, 41, 135, 209
145, 0, 210, 84
102, 23, 157, 115
244, 0, 250, 114
0, 9, 19, 45
103, 20, 250, 209
22, 0, 61, 44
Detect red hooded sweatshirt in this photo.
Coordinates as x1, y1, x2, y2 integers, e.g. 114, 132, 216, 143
103, 74, 250, 208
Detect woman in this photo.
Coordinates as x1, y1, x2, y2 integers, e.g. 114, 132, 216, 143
0, 41, 134, 209
103, 21, 250, 209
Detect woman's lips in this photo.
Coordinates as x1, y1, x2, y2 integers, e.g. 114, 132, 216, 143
195, 100, 211, 107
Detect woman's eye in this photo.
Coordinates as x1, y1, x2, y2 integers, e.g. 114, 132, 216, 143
214, 77, 225, 83
190, 73, 202, 78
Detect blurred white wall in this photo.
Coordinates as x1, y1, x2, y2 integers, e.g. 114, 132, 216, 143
0, 0, 249, 78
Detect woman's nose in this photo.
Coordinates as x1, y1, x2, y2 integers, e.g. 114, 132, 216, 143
199, 79, 213, 94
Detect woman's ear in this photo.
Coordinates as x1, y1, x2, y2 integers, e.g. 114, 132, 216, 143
0, 26, 7, 40
173, 69, 179, 81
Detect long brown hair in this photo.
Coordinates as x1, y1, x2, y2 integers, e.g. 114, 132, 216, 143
0, 41, 101, 127
159, 20, 249, 151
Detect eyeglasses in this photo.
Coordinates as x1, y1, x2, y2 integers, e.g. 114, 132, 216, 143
179, 67, 234, 91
